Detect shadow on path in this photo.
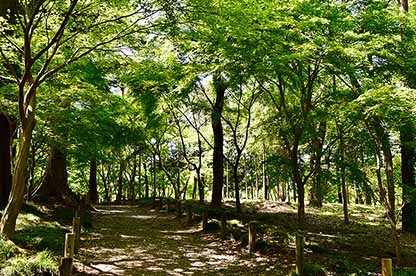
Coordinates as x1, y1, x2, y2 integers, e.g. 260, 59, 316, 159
74, 206, 285, 276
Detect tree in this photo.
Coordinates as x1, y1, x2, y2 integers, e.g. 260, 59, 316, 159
0, 0, 167, 238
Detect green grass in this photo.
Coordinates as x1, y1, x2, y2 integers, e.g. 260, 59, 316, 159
0, 202, 74, 276
0, 250, 58, 276
14, 212, 66, 255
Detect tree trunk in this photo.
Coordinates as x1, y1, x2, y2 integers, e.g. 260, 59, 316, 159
381, 133, 395, 219
129, 157, 137, 203
233, 162, 241, 213
255, 161, 259, 199
1, 110, 35, 238
309, 121, 326, 208
0, 114, 13, 209
196, 169, 204, 203
263, 143, 267, 200
116, 160, 125, 203
210, 74, 226, 208
138, 154, 142, 200
35, 146, 78, 207
89, 158, 98, 204
339, 134, 349, 224
152, 154, 157, 208
192, 176, 197, 200
144, 162, 149, 198
244, 162, 248, 199
401, 124, 416, 232
291, 143, 305, 228
225, 162, 229, 199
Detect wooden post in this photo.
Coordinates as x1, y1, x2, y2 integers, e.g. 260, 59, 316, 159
72, 217, 81, 254
59, 257, 73, 276
296, 233, 304, 276
187, 205, 193, 223
221, 213, 227, 238
64, 233, 75, 258
248, 221, 256, 253
202, 210, 208, 231
381, 258, 393, 276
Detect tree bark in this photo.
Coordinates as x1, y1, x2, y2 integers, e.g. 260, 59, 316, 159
116, 160, 125, 202
0, 114, 13, 209
129, 157, 137, 203
36, 146, 78, 206
401, 124, 416, 232
196, 169, 204, 203
291, 142, 305, 228
339, 132, 349, 224
89, 158, 98, 204
152, 154, 157, 208
138, 154, 142, 200
233, 161, 241, 213
309, 121, 326, 208
1, 109, 36, 238
144, 162, 149, 198
210, 74, 226, 208
263, 143, 268, 200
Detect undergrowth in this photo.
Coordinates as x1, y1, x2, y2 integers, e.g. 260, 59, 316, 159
0, 202, 72, 276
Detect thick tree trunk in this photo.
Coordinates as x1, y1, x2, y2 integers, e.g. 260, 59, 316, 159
0, 114, 13, 209
210, 74, 226, 208
89, 158, 98, 204
35, 146, 78, 207
1, 110, 35, 238
401, 125, 416, 232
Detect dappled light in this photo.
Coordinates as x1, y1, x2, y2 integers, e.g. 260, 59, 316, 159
75, 206, 282, 275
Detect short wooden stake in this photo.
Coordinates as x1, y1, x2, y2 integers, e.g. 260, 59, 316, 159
64, 233, 75, 258
202, 210, 208, 231
221, 213, 227, 237
187, 205, 193, 223
381, 258, 392, 276
248, 221, 256, 253
59, 257, 73, 276
296, 233, 304, 276
72, 217, 81, 254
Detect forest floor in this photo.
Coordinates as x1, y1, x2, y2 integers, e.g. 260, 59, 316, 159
74, 204, 283, 276
73, 201, 416, 276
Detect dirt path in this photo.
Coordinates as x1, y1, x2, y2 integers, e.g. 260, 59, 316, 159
75, 205, 286, 276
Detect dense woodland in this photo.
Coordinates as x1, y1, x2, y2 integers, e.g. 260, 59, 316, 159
0, 0, 416, 275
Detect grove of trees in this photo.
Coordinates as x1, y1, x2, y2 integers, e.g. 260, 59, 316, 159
0, 0, 415, 264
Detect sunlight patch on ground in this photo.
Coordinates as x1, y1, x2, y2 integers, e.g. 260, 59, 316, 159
128, 214, 156, 219
146, 266, 164, 271
160, 227, 201, 234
